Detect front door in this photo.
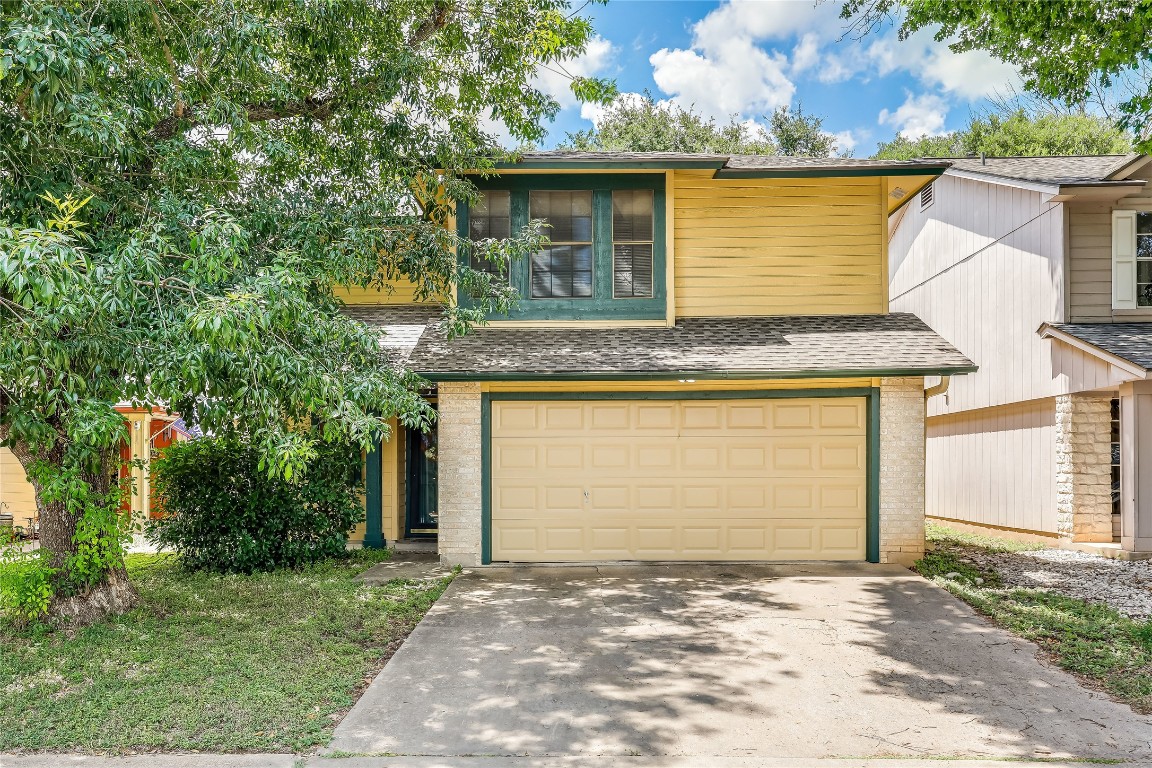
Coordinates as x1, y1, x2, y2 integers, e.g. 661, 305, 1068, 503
406, 426, 439, 538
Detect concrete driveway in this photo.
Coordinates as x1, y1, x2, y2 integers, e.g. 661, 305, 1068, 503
330, 563, 1152, 761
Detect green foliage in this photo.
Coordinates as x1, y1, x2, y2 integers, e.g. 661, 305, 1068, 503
843, 0, 1152, 149
0, 553, 455, 752
925, 521, 1046, 553
872, 110, 1133, 160
0, 538, 56, 625
150, 436, 365, 573
563, 92, 842, 156
1, 1, 608, 603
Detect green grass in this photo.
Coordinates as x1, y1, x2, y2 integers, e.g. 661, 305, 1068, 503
918, 525, 1152, 714
925, 520, 1047, 552
0, 551, 454, 754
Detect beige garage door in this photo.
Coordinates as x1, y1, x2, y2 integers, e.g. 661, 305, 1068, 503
490, 397, 868, 562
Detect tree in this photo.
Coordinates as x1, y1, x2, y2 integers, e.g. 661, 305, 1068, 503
0, 1, 608, 623
841, 0, 1152, 149
562, 92, 843, 156
871, 110, 1132, 160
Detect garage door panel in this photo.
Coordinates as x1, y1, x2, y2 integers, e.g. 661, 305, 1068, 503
491, 519, 867, 561
490, 398, 868, 562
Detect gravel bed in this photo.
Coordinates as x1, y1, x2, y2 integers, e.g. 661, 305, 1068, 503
949, 545, 1152, 620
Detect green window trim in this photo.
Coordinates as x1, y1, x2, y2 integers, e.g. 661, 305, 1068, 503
479, 387, 881, 565
459, 174, 667, 320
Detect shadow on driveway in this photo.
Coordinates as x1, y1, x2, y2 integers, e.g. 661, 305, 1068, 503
329, 563, 1152, 760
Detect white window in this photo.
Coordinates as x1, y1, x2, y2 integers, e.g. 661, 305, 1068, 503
1111, 210, 1152, 309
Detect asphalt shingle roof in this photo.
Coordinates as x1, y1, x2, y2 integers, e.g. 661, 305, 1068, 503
345, 307, 975, 378
946, 155, 1144, 185
1046, 323, 1152, 371
343, 305, 443, 364
508, 151, 949, 174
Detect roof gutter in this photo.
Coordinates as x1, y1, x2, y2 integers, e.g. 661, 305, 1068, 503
713, 165, 950, 180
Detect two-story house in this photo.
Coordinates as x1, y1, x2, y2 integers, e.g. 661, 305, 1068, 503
346, 152, 974, 566
889, 154, 1152, 557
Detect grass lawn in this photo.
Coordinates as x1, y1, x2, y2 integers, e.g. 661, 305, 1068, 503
918, 523, 1152, 714
0, 551, 454, 754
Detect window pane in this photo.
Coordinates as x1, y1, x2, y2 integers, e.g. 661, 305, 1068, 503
1139, 234, 1152, 260
530, 244, 593, 299
530, 190, 593, 243
1139, 260, 1152, 306
469, 190, 511, 277
1138, 212, 1152, 234
613, 189, 654, 242
614, 244, 653, 298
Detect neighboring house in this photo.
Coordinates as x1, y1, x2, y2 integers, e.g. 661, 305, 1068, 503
0, 406, 190, 530
343, 152, 974, 566
889, 154, 1152, 556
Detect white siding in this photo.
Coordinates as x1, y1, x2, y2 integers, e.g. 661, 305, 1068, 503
889, 173, 1070, 416
926, 399, 1058, 534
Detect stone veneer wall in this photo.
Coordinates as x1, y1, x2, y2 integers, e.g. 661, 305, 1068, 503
879, 377, 927, 566
1055, 393, 1113, 543
436, 382, 484, 565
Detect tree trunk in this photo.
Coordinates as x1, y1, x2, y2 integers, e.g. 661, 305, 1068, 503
4, 435, 139, 624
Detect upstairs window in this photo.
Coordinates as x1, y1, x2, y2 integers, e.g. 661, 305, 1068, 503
460, 175, 666, 320
1112, 210, 1152, 309
612, 189, 655, 298
467, 190, 510, 277
529, 191, 594, 298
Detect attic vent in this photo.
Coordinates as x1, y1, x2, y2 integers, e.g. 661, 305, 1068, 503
920, 182, 935, 210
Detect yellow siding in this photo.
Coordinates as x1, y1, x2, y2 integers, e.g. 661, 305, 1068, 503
336, 282, 425, 305
671, 171, 886, 317
0, 447, 38, 523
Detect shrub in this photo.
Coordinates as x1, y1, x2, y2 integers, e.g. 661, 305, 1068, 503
0, 531, 56, 625
149, 436, 363, 573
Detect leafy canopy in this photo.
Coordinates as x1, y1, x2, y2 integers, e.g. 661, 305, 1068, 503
842, 0, 1152, 150
872, 110, 1133, 160
562, 92, 842, 156
0, 1, 610, 606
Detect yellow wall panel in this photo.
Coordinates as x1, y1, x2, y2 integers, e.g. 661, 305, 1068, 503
0, 447, 38, 523
671, 172, 886, 317
336, 282, 428, 305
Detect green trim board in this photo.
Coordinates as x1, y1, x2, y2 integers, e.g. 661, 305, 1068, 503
479, 387, 882, 565
364, 436, 384, 550
423, 366, 977, 382
459, 174, 667, 321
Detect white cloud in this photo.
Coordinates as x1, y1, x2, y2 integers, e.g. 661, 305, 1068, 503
580, 90, 648, 126
533, 35, 616, 110
831, 129, 857, 155
867, 28, 1019, 100
878, 92, 949, 139
650, 41, 794, 120
791, 33, 821, 75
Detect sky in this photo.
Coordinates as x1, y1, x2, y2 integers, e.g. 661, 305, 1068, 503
514, 0, 1024, 156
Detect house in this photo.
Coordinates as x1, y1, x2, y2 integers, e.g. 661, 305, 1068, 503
344, 152, 975, 566
0, 406, 190, 532
888, 154, 1152, 556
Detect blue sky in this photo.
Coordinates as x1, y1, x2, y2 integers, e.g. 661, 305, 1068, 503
518, 0, 1023, 156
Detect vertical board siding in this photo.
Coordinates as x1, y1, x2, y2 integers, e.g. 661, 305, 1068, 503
889, 174, 1071, 416
673, 171, 886, 317
0, 447, 38, 522
926, 399, 1058, 534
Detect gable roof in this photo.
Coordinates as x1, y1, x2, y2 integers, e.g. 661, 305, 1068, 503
500, 151, 950, 178
944, 154, 1146, 186
1040, 322, 1152, 376
346, 307, 976, 380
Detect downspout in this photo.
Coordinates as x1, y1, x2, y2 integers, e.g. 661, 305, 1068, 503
925, 375, 950, 399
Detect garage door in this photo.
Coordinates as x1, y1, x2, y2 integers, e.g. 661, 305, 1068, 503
490, 397, 868, 561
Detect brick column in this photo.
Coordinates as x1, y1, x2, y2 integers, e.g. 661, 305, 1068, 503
436, 382, 484, 566
879, 377, 926, 566
1054, 393, 1113, 543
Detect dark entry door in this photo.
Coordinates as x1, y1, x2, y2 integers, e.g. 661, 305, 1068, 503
405, 427, 438, 538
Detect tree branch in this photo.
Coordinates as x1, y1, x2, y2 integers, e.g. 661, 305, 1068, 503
407, 1, 455, 48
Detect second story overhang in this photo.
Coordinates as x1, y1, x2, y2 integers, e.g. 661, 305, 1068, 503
943, 154, 1150, 203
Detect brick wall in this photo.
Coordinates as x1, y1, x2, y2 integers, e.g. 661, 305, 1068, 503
879, 377, 926, 566
436, 382, 484, 565
1054, 393, 1113, 543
